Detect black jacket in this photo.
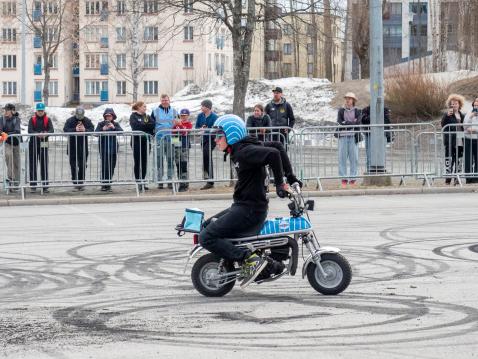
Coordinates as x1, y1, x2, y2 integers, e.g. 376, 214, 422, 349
95, 120, 123, 154
230, 137, 289, 210
265, 98, 295, 129
246, 114, 271, 141
28, 114, 54, 143
0, 113, 22, 146
63, 116, 94, 155
441, 111, 465, 149
130, 111, 155, 147
360, 106, 393, 142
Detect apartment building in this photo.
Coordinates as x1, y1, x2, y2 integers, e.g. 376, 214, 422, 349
249, 7, 344, 82
0, 0, 76, 106
78, 0, 233, 104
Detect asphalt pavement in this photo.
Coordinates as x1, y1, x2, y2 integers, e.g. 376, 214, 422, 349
1, 193, 478, 358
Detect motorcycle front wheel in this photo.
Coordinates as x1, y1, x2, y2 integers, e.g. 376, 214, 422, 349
191, 253, 236, 297
306, 253, 352, 295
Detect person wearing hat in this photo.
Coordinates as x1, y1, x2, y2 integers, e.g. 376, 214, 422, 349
130, 101, 155, 191
28, 102, 54, 193
336, 92, 361, 188
195, 99, 218, 190
264, 86, 295, 150
0, 103, 22, 189
151, 94, 178, 189
63, 107, 94, 191
172, 108, 193, 192
95, 108, 123, 192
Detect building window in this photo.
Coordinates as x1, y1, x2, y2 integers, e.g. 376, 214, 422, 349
85, 1, 108, 15
46, 26, 59, 41
184, 53, 193, 68
2, 54, 16, 69
2, 28, 17, 42
184, 26, 193, 40
35, 54, 58, 68
307, 43, 314, 55
410, 2, 427, 15
143, 53, 158, 68
116, 81, 126, 95
85, 80, 107, 95
116, 26, 126, 42
384, 25, 402, 37
1, 1, 16, 16
2, 81, 16, 95
283, 24, 292, 36
85, 53, 101, 69
390, 3, 401, 16
143, 26, 158, 41
36, 80, 59, 96
116, 0, 125, 14
283, 43, 292, 55
84, 25, 108, 42
144, 80, 158, 95
116, 53, 126, 69
307, 63, 313, 75
184, 0, 192, 13
283, 63, 292, 77
143, 0, 159, 13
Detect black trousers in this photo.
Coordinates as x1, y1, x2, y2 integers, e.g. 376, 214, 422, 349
464, 138, 478, 182
28, 140, 49, 187
271, 129, 289, 151
100, 153, 117, 183
199, 204, 267, 262
132, 139, 149, 181
444, 145, 463, 183
69, 150, 88, 185
202, 140, 216, 185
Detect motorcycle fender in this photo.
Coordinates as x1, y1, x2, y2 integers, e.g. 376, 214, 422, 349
183, 245, 204, 273
301, 246, 341, 279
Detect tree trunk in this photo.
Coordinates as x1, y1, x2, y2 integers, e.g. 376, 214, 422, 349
323, 0, 333, 81
130, 0, 141, 102
42, 47, 50, 105
342, 0, 353, 81
359, 55, 370, 79
310, 2, 318, 78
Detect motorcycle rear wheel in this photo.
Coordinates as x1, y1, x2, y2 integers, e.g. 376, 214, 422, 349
191, 253, 236, 297
306, 253, 352, 295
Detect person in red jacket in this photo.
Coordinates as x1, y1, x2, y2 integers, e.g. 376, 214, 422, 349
172, 109, 193, 192
28, 102, 54, 193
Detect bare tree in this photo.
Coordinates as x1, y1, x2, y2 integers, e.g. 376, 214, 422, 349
323, 0, 333, 80
21, 0, 77, 105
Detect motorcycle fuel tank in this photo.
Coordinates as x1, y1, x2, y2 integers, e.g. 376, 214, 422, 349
259, 216, 312, 235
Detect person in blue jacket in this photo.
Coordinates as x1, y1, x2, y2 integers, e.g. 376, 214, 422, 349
151, 94, 177, 189
195, 99, 218, 190
95, 108, 123, 192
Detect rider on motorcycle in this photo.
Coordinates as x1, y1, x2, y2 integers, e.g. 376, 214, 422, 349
198, 114, 302, 287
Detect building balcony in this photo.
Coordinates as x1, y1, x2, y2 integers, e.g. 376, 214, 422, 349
100, 63, 108, 75
264, 28, 282, 40
100, 37, 109, 48
265, 50, 282, 62
32, 10, 42, 21
72, 67, 80, 76
33, 36, 42, 48
100, 90, 108, 102
33, 63, 42, 75
34, 91, 42, 102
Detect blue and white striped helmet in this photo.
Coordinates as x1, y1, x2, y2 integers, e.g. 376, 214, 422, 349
213, 114, 247, 145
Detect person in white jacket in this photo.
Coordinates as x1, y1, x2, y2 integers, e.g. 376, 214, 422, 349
463, 97, 478, 184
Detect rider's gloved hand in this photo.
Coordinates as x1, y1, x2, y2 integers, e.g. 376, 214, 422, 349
286, 174, 303, 188
276, 183, 290, 198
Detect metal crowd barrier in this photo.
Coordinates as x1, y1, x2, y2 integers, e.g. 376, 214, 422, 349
439, 123, 478, 186
1, 131, 152, 198
4, 122, 478, 197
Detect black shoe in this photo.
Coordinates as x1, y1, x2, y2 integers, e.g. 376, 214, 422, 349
100, 186, 108, 192
106, 186, 112, 192
75, 186, 85, 191
454, 179, 459, 186
178, 184, 188, 192
43, 188, 49, 194
157, 184, 164, 189
445, 179, 451, 185
30, 187, 37, 193
167, 183, 173, 189
143, 185, 149, 191
200, 183, 214, 190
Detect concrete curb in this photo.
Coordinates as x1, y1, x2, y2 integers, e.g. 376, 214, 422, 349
0, 186, 477, 207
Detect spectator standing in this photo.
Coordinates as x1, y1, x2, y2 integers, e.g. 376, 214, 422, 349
360, 105, 392, 173
0, 103, 22, 189
63, 107, 94, 191
130, 101, 155, 191
28, 102, 54, 193
195, 99, 218, 190
95, 108, 123, 192
172, 108, 193, 192
463, 97, 478, 184
246, 104, 271, 142
265, 86, 295, 149
336, 93, 361, 188
441, 94, 465, 185
151, 94, 177, 189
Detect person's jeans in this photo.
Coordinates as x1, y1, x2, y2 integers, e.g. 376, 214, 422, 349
338, 135, 358, 180
4, 143, 20, 185
202, 140, 216, 185
157, 138, 174, 182
199, 204, 268, 262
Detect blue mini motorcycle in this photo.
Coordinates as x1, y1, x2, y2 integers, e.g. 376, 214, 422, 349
176, 184, 352, 297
